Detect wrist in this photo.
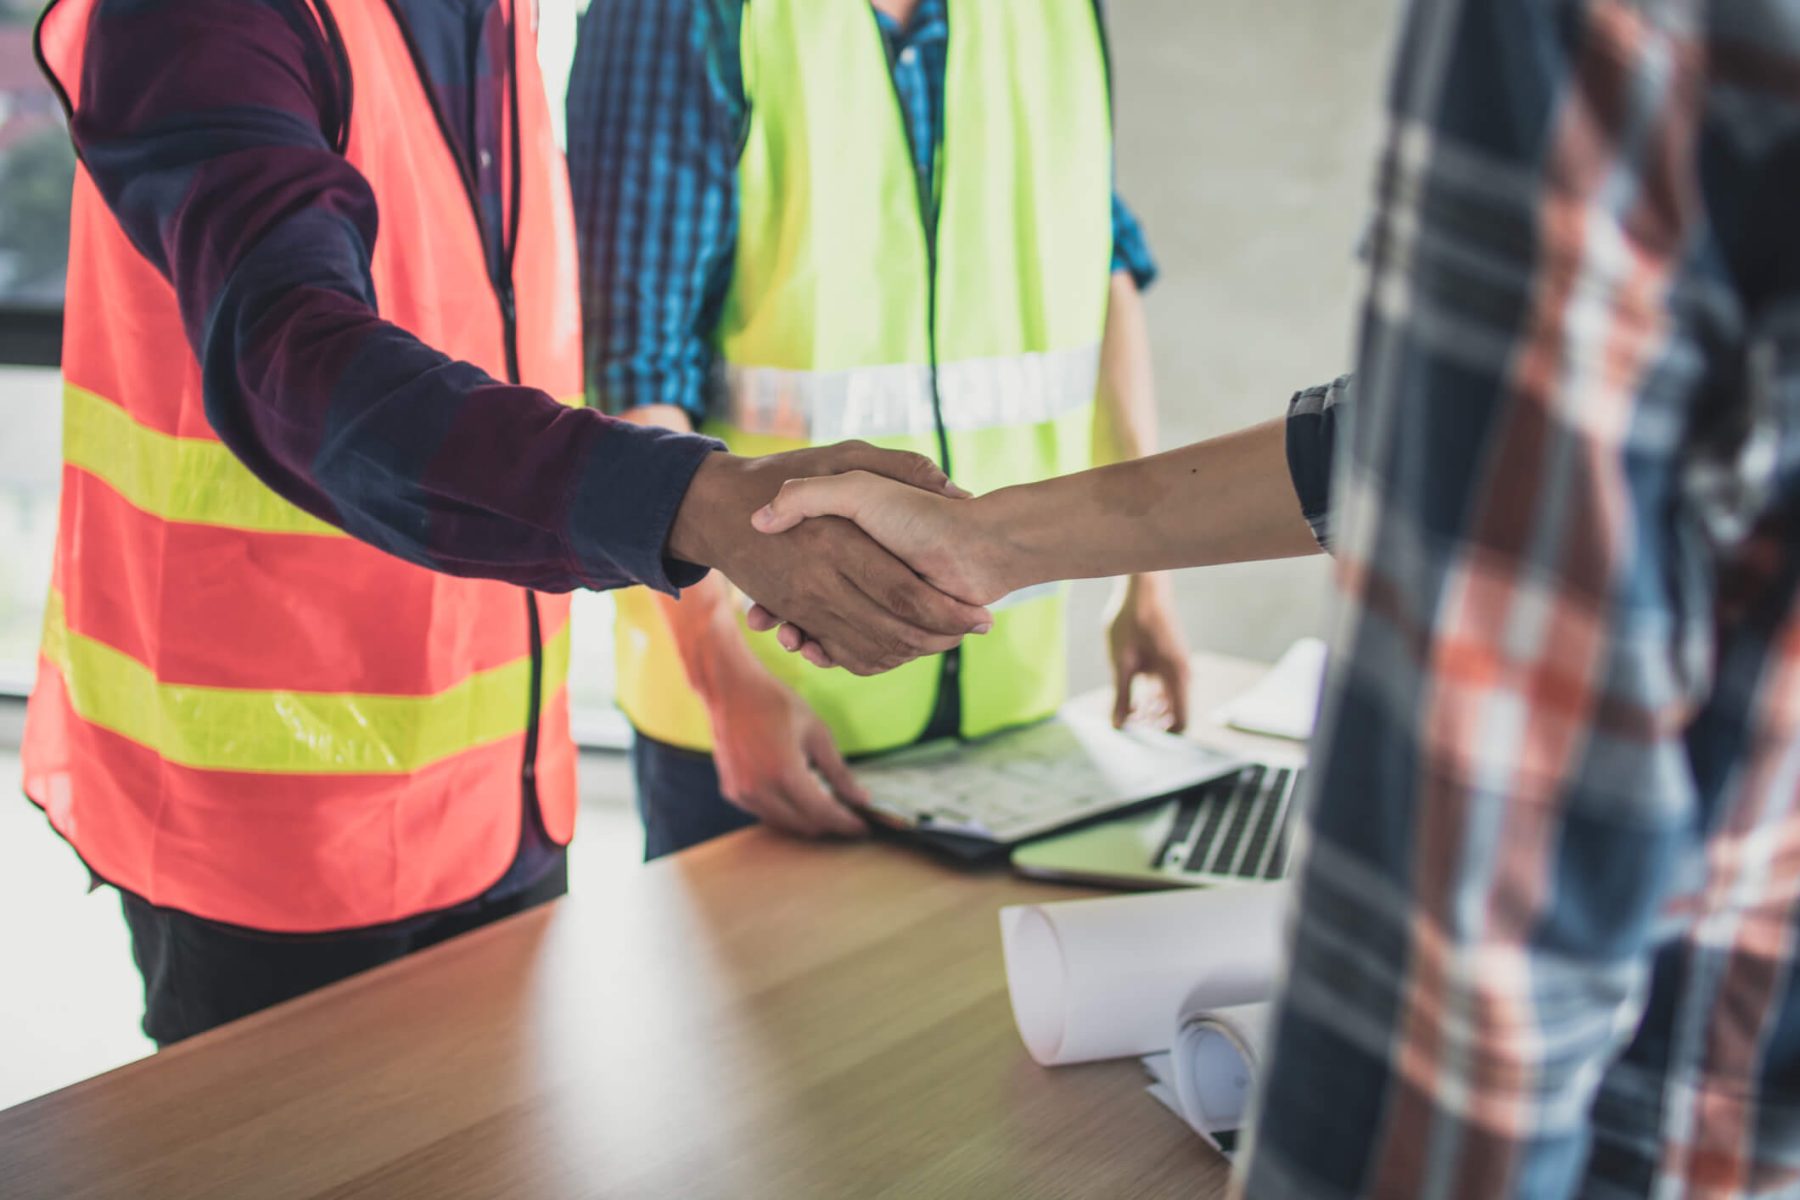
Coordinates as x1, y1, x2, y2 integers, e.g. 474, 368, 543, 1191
666, 451, 739, 570
683, 604, 766, 704
1123, 571, 1173, 610
970, 487, 1042, 596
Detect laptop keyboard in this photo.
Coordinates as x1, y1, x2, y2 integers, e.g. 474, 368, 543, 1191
1154, 765, 1304, 880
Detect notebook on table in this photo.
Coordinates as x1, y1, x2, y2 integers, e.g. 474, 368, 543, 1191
851, 711, 1243, 848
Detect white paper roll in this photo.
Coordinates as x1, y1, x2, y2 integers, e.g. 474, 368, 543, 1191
999, 883, 1290, 1066
1169, 999, 1269, 1144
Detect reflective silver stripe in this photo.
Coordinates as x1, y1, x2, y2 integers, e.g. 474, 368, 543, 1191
714, 344, 1099, 440
935, 345, 1100, 435
715, 361, 933, 441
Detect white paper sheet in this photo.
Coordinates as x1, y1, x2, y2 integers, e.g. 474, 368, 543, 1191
1216, 637, 1327, 741
998, 883, 1290, 1066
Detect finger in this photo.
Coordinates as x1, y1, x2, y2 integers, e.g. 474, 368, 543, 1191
753, 790, 825, 839
720, 781, 790, 833
780, 767, 867, 839
1111, 642, 1140, 728
846, 533, 992, 638
752, 472, 875, 534
801, 642, 836, 670
735, 770, 833, 838
760, 520, 983, 673
784, 526, 985, 673
807, 726, 870, 807
1112, 665, 1135, 729
1162, 657, 1192, 733
832, 442, 960, 496
827, 570, 971, 673
777, 623, 805, 652
746, 604, 781, 633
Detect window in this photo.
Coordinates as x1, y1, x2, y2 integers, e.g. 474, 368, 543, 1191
0, 0, 68, 691
0, 0, 70, 361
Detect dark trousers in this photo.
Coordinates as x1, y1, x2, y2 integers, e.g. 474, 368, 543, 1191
631, 733, 756, 860
117, 852, 568, 1047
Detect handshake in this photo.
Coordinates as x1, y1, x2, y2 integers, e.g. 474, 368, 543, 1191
666, 442, 1019, 676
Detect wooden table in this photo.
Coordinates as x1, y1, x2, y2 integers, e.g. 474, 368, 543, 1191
0, 653, 1296, 1199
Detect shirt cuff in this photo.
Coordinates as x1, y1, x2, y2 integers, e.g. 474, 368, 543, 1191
588, 360, 712, 425
1111, 194, 1159, 291
1285, 374, 1353, 554
565, 418, 724, 595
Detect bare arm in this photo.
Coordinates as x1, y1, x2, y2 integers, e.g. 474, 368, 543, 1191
753, 418, 1321, 608
1092, 273, 1158, 469
1091, 271, 1192, 729
987, 417, 1322, 589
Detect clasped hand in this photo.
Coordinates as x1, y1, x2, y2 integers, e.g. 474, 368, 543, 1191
666, 444, 993, 676
743, 469, 1192, 732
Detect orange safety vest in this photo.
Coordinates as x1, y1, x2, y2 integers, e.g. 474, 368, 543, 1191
25, 0, 583, 933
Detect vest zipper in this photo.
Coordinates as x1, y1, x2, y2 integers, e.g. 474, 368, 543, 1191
879, 20, 960, 743
382, 0, 541, 811
501, 27, 542, 817
521, 590, 543, 796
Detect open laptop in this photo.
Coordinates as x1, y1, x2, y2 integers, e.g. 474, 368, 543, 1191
1011, 760, 1307, 889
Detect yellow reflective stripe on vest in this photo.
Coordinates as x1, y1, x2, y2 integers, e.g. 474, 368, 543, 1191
715, 344, 1099, 440
62, 383, 344, 536
41, 590, 569, 774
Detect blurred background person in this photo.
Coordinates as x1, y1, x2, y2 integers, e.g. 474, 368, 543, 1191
567, 0, 1190, 859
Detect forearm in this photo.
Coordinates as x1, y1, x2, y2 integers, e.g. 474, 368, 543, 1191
658, 570, 761, 700
1092, 271, 1157, 467
72, 0, 714, 593
200, 218, 712, 593
1092, 272, 1177, 614
980, 417, 1321, 590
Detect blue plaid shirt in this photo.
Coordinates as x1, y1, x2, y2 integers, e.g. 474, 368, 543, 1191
1247, 2, 1800, 1196
565, 0, 1155, 421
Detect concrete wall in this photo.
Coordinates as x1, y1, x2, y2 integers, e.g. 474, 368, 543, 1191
1064, 0, 1403, 694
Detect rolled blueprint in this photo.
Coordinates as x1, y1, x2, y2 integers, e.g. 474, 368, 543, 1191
1169, 999, 1270, 1147
999, 882, 1290, 1066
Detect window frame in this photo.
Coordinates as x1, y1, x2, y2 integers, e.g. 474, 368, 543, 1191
0, 304, 61, 368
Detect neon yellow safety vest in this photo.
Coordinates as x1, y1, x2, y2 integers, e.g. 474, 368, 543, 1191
615, 0, 1114, 757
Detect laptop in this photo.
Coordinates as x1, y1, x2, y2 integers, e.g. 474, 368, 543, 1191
1011, 760, 1307, 889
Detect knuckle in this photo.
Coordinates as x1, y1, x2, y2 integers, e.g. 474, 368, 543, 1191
883, 583, 923, 625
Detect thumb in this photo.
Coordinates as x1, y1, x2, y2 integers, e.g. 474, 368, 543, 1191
807, 724, 869, 806
752, 472, 874, 534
